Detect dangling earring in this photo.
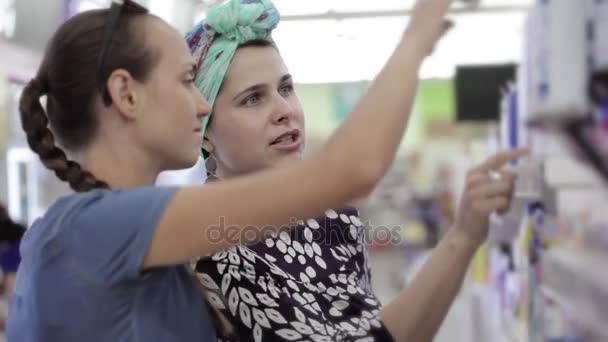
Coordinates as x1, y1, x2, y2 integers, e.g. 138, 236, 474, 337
202, 148, 219, 182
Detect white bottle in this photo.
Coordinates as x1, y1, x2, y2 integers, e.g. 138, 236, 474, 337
532, 0, 590, 119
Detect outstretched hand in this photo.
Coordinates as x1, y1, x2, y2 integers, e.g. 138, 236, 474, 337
452, 148, 530, 248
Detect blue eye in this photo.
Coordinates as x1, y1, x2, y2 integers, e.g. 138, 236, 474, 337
242, 94, 260, 107
279, 85, 293, 97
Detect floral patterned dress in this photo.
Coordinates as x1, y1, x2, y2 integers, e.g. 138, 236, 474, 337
196, 207, 394, 342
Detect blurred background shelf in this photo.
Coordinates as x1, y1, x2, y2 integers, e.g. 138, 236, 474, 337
541, 246, 608, 340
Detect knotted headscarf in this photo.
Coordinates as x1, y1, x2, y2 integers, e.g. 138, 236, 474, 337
185, 0, 280, 142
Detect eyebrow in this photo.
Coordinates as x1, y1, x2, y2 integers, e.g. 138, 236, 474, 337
232, 74, 293, 102
280, 74, 293, 84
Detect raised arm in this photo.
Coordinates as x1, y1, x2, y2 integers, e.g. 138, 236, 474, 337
143, 0, 455, 268
379, 149, 528, 341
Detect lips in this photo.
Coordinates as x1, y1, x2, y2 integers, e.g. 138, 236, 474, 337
269, 129, 303, 153
270, 129, 301, 146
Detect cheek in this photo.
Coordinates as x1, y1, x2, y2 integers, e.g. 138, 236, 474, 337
141, 80, 192, 142
224, 129, 258, 154
168, 86, 198, 126
290, 98, 305, 124
176, 85, 195, 111
295, 109, 305, 126
213, 124, 265, 165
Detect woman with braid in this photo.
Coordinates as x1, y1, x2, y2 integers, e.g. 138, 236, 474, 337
5, 0, 523, 341
187, 0, 526, 341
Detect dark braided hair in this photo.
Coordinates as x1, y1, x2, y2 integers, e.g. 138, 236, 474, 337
20, 79, 109, 192
18, 9, 159, 192
14, 8, 232, 338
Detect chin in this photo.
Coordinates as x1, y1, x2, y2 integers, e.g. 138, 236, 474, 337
276, 151, 304, 165
168, 154, 200, 171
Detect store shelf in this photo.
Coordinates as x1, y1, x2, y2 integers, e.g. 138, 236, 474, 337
541, 246, 608, 339
528, 116, 608, 185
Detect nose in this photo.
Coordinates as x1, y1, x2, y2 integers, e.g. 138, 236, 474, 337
195, 91, 212, 120
271, 94, 295, 125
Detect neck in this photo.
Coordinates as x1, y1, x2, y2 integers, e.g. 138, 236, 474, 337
214, 167, 248, 180
214, 161, 277, 180
213, 161, 235, 180
80, 140, 160, 190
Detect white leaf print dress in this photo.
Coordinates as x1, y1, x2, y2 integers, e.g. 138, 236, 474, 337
195, 208, 394, 342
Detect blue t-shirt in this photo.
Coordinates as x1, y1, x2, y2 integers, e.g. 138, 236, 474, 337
7, 186, 217, 342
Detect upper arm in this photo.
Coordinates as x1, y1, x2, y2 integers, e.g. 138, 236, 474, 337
143, 155, 376, 269
59, 187, 179, 285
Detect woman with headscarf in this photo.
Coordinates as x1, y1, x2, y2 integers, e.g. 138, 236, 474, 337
186, 0, 525, 341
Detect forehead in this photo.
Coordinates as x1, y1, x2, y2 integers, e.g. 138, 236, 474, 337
144, 17, 195, 69
223, 46, 288, 89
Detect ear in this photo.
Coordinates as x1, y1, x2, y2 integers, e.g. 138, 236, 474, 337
106, 69, 140, 119
202, 135, 215, 155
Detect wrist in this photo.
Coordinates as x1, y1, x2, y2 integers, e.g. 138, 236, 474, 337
400, 29, 432, 61
445, 228, 483, 255
397, 32, 428, 64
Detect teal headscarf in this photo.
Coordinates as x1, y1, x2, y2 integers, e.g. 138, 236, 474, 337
185, 0, 280, 144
